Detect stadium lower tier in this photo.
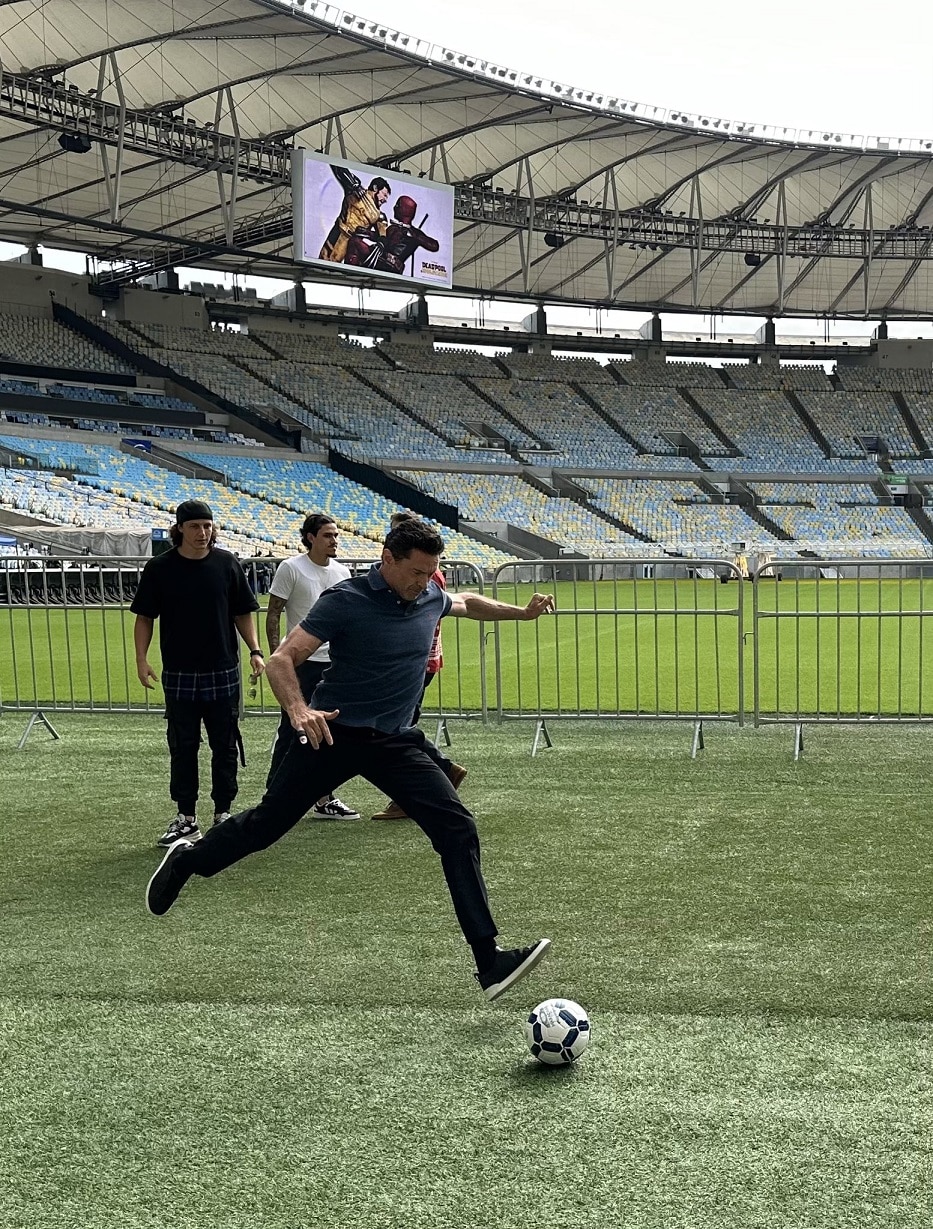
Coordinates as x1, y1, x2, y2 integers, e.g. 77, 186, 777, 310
1, 427, 932, 564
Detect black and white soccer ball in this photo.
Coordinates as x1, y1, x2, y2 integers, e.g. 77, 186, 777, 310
524, 998, 591, 1065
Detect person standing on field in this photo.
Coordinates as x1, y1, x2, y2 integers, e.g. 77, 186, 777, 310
131, 500, 265, 847
265, 513, 359, 819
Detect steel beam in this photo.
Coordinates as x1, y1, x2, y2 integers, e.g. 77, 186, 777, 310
0, 70, 289, 182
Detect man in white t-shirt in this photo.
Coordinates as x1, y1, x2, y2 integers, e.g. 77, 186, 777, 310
265, 513, 359, 819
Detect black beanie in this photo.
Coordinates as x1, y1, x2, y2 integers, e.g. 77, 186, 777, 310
175, 499, 213, 525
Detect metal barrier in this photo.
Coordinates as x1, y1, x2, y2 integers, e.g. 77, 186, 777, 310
489, 559, 745, 751
0, 555, 151, 713
753, 558, 933, 755
0, 555, 489, 724
12, 552, 933, 758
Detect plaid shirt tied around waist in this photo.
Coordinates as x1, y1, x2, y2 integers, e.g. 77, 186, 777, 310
161, 665, 240, 702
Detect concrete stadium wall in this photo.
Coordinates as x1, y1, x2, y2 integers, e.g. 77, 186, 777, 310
0, 263, 103, 317
111, 286, 208, 329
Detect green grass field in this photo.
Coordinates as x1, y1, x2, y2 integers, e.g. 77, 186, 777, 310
1, 714, 929, 1228
5, 579, 933, 718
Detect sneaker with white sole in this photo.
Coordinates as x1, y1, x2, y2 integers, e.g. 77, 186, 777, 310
475, 939, 551, 1001
212, 811, 231, 826
312, 797, 361, 820
157, 814, 200, 847
146, 838, 195, 917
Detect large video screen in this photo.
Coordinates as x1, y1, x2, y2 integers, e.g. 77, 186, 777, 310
292, 151, 455, 289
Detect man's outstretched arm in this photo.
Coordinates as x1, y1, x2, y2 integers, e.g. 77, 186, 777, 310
447, 592, 554, 621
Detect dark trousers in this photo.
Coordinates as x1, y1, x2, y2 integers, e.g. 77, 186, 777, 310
164, 694, 240, 816
267, 661, 452, 789
185, 723, 498, 944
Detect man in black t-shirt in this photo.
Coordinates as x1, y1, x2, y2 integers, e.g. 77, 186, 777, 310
131, 500, 264, 847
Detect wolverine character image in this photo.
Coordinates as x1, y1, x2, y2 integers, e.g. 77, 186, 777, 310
318, 165, 391, 265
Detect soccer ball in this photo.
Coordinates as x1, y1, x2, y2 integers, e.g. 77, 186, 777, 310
524, 998, 591, 1065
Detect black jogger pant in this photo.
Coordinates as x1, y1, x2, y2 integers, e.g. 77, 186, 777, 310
164, 694, 240, 817
185, 722, 497, 944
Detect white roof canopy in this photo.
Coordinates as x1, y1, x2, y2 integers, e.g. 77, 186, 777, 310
2, 0, 933, 318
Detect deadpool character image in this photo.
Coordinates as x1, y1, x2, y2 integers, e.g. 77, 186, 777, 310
373, 195, 440, 276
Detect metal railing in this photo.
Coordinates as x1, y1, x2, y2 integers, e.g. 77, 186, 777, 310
1, 556, 150, 713
486, 558, 744, 726
7, 554, 933, 751
753, 557, 933, 726
0, 556, 492, 717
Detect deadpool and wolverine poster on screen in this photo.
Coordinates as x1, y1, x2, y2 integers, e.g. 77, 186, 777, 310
292, 151, 455, 288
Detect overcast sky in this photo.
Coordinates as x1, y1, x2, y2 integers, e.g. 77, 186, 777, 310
352, 0, 933, 139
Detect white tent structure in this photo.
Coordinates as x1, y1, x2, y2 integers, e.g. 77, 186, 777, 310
1, 0, 933, 317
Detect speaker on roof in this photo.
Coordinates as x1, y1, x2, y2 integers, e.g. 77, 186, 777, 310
57, 131, 93, 154
744, 252, 762, 267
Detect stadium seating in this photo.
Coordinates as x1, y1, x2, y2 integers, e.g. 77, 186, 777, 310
835, 366, 933, 393
173, 448, 511, 569
748, 480, 931, 556
689, 388, 871, 471
796, 391, 916, 457
377, 343, 504, 378
402, 470, 646, 557
584, 478, 785, 556
0, 315, 136, 375
4, 309, 933, 564
580, 382, 728, 457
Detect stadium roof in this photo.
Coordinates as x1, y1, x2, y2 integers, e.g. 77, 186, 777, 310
2, 0, 933, 319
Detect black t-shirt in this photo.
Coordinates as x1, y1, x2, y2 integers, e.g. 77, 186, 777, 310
131, 547, 259, 672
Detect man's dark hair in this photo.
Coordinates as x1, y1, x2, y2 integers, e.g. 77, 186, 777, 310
169, 523, 217, 548
300, 513, 337, 550
384, 519, 445, 560
368, 177, 391, 196
390, 509, 419, 530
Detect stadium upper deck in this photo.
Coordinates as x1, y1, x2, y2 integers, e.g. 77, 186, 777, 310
2, 0, 933, 318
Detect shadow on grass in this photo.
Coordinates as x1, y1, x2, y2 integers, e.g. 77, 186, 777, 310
507, 1058, 585, 1087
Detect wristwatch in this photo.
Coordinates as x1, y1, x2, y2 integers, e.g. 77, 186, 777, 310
250, 649, 264, 658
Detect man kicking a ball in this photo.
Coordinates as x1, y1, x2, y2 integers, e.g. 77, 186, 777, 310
146, 518, 553, 1001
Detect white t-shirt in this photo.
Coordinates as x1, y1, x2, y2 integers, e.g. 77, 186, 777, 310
270, 554, 351, 662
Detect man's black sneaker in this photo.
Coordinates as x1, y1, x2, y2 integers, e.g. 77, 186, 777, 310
157, 814, 200, 847
312, 797, 361, 820
475, 939, 551, 1001
146, 838, 194, 917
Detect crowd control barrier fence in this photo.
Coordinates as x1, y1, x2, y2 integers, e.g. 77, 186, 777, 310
752, 556, 933, 757
4, 555, 933, 757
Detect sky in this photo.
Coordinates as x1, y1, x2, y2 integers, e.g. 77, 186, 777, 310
7, 0, 933, 336
350, 0, 933, 141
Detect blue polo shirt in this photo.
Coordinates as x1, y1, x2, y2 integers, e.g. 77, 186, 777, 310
300, 564, 452, 732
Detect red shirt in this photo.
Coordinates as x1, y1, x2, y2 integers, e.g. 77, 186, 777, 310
427, 568, 445, 673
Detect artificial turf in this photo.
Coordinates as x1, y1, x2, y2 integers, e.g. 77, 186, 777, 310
1, 713, 930, 1228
